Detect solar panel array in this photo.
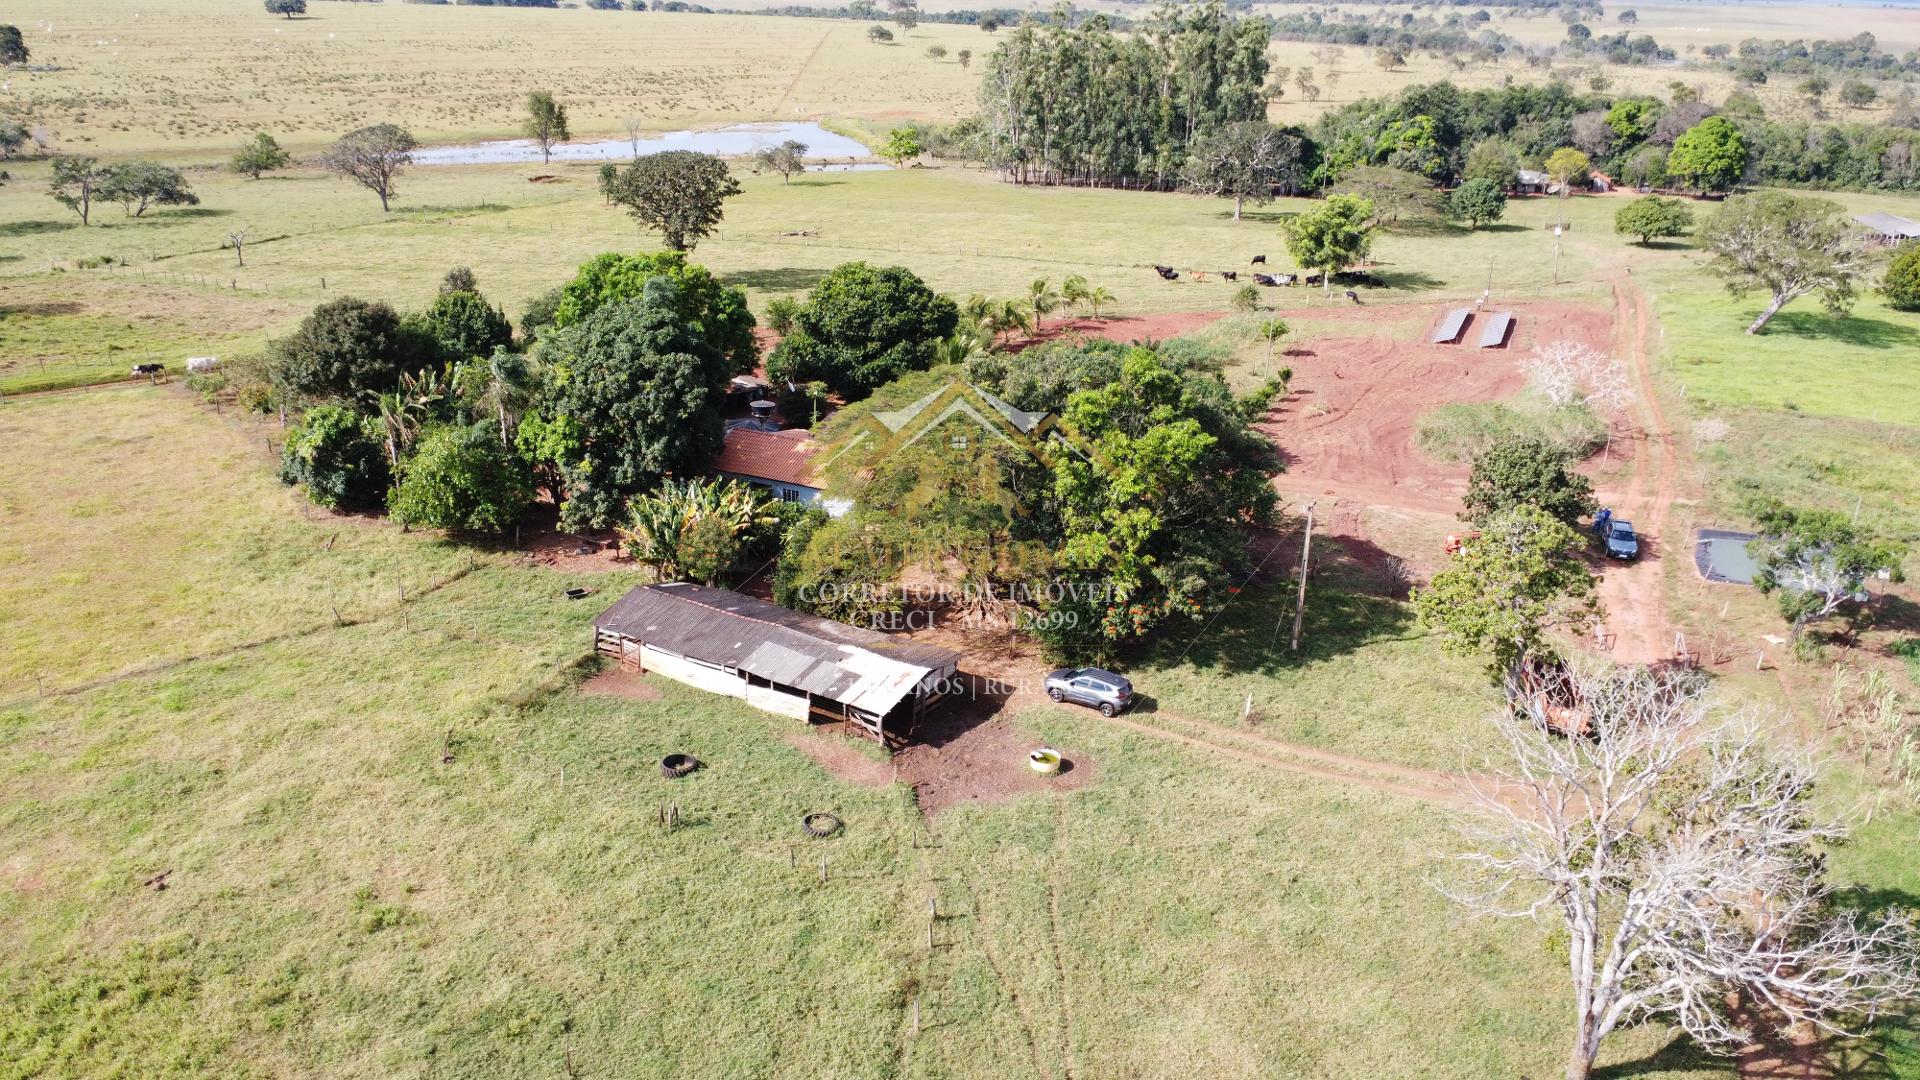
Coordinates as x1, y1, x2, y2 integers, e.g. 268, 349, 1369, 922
1477, 312, 1514, 349
1429, 308, 1471, 344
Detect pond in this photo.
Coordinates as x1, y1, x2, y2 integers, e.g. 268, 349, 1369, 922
412, 121, 879, 167
1694, 529, 1760, 585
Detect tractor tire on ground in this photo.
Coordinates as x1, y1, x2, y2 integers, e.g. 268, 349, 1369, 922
660, 753, 700, 779
802, 812, 842, 838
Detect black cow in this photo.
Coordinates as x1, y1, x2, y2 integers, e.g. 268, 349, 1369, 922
1252, 273, 1278, 286
1251, 255, 1267, 265
1152, 265, 1179, 281
1221, 271, 1238, 282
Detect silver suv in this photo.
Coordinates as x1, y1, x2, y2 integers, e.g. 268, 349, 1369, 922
1044, 667, 1134, 717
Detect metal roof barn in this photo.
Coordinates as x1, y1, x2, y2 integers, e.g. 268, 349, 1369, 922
593, 583, 962, 744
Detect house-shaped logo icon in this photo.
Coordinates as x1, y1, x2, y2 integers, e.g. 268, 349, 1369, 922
818, 379, 1091, 476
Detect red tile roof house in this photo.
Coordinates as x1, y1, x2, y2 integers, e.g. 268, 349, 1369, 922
711, 427, 849, 514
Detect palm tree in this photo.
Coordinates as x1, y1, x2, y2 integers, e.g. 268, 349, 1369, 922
1027, 278, 1061, 327
803, 381, 830, 426
985, 297, 1034, 345
1060, 274, 1091, 314
1085, 286, 1115, 319
475, 348, 537, 450
932, 330, 990, 367
1259, 318, 1290, 370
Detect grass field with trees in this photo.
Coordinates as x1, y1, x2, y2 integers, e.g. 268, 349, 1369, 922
5, 0, 1920, 1075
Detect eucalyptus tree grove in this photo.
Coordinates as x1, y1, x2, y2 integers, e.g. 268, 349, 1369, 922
977, 1, 1272, 188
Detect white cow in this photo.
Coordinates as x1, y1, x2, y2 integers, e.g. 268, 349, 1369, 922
186, 356, 220, 374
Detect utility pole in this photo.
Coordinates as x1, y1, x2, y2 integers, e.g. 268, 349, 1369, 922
1551, 224, 1564, 286
1290, 502, 1315, 652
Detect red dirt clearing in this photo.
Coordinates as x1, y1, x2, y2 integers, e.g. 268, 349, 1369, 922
580, 667, 662, 701
780, 684, 1094, 817
1008, 312, 1229, 351
1262, 300, 1614, 515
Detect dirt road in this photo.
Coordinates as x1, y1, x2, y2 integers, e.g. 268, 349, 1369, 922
1589, 271, 1680, 664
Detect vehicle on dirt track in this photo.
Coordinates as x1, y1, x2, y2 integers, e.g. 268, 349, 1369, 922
1603, 519, 1639, 561
1044, 667, 1134, 716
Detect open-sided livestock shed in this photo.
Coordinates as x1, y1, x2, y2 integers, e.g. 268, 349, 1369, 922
593, 583, 962, 745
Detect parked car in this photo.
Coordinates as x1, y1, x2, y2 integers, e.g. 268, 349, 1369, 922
1603, 519, 1639, 561
1043, 667, 1134, 716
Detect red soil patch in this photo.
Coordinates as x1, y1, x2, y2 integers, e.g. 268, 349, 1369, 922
782, 729, 897, 788
1262, 300, 1613, 516
778, 677, 1093, 818
1007, 312, 1230, 352
579, 667, 662, 701
896, 690, 1093, 817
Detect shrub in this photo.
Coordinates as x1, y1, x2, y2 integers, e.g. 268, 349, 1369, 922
765, 295, 801, 336
1461, 434, 1597, 527
420, 289, 513, 361
279, 403, 390, 510
1230, 283, 1261, 312
1416, 400, 1605, 463
765, 262, 958, 401
387, 423, 533, 533
1882, 243, 1920, 312
269, 297, 435, 404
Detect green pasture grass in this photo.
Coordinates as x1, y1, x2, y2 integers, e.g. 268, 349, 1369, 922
1122, 578, 1504, 773
1415, 397, 1608, 464
0, 388, 487, 697
1652, 281, 1920, 427
1624, 187, 1920, 429
1691, 408, 1920, 543
0, 275, 304, 394
8, 354, 1920, 1080
1, 160, 1624, 394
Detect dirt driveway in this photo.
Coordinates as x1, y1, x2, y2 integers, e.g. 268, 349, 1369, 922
1256, 295, 1678, 663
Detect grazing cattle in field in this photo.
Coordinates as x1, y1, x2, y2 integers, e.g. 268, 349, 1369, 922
1345, 289, 1361, 304
1221, 271, 1238, 282
1275, 273, 1297, 286
186, 356, 219, 374
1190, 270, 1208, 282
132, 363, 165, 379
1303, 272, 1324, 287
1251, 254, 1267, 265
1253, 273, 1278, 286
1153, 265, 1180, 281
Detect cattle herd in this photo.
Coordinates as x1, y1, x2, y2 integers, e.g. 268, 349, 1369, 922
1151, 258, 1383, 292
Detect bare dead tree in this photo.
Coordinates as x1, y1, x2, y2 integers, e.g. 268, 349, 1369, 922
1524, 340, 1633, 414
622, 115, 644, 158
1445, 665, 1920, 1080
226, 227, 249, 268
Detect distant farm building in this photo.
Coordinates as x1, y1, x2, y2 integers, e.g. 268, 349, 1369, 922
1515, 169, 1550, 195
593, 583, 963, 745
1853, 211, 1920, 245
